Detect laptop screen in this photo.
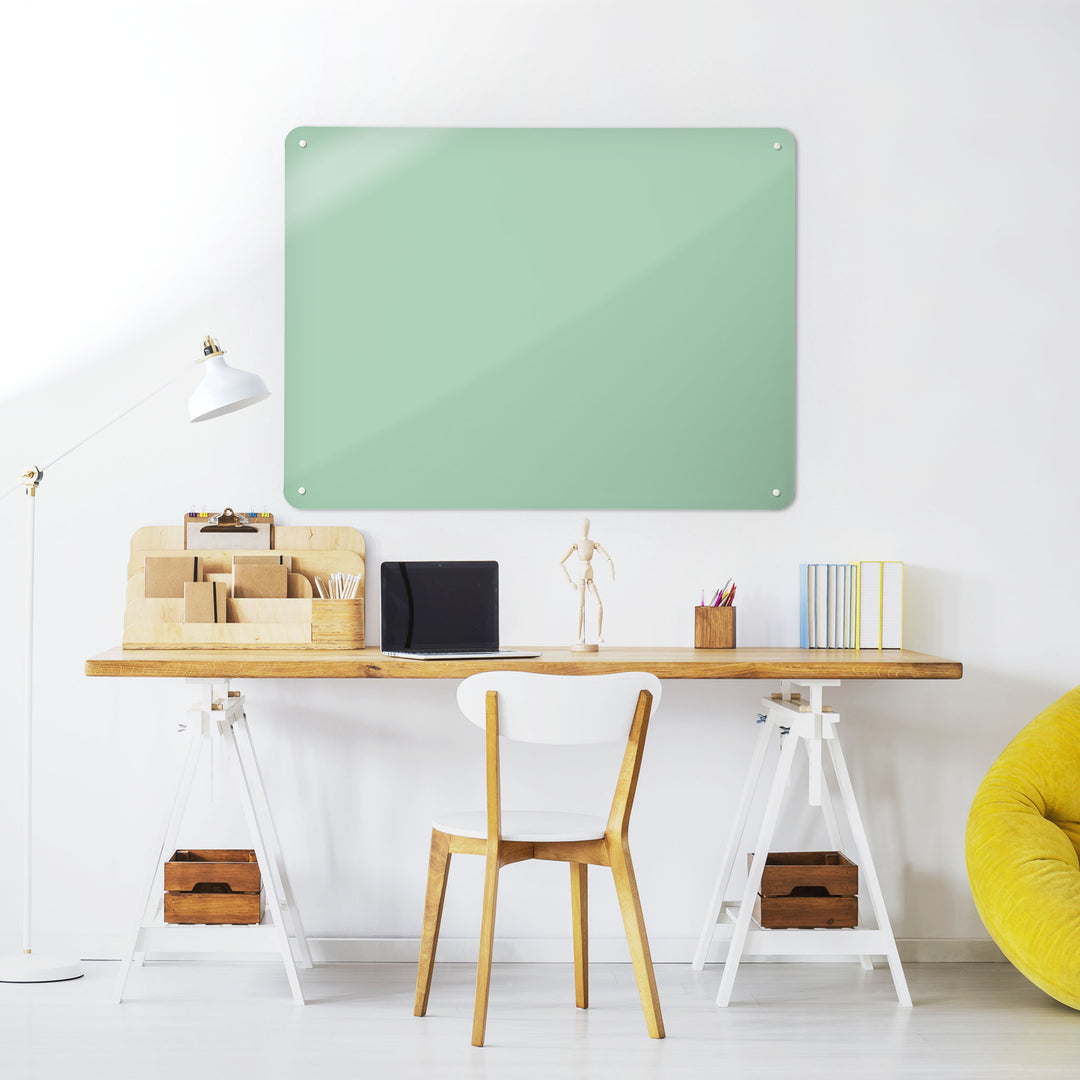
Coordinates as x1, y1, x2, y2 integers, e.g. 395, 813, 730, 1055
381, 561, 499, 652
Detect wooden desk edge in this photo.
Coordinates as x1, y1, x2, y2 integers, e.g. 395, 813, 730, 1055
84, 646, 963, 681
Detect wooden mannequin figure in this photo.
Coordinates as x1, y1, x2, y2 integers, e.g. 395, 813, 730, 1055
559, 518, 615, 652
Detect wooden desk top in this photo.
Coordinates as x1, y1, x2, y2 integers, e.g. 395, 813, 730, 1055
85, 646, 962, 681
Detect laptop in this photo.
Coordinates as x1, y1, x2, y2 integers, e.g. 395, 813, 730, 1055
380, 561, 541, 660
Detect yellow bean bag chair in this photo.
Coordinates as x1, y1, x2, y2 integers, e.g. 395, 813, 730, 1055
966, 685, 1080, 1009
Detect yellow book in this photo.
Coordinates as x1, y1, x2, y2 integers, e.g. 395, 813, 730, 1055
858, 561, 882, 649
881, 561, 903, 649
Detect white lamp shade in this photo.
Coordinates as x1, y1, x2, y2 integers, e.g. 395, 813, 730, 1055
188, 354, 271, 422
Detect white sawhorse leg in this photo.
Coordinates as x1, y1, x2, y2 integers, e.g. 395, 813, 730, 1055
825, 732, 909, 999
230, 712, 313, 970
115, 724, 203, 988
692, 709, 775, 971
115, 680, 311, 1004
694, 681, 911, 1007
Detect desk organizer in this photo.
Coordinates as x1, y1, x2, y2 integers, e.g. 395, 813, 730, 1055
123, 525, 365, 649
751, 851, 858, 929
164, 849, 262, 924
695, 605, 736, 648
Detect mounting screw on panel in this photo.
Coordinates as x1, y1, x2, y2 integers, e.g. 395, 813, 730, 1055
297, 486, 306, 495
773, 142, 782, 150
299, 139, 307, 148
772, 489, 781, 497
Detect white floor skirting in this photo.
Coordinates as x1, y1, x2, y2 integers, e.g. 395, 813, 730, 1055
10, 934, 1006, 965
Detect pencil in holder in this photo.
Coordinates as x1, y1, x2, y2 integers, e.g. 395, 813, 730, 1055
695, 605, 736, 649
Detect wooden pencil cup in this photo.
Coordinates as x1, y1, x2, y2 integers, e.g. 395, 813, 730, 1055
695, 606, 736, 649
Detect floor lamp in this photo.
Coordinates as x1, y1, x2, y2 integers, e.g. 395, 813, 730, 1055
0, 336, 270, 983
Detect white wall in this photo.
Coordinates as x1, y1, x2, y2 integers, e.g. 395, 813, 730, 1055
2, 0, 1078, 959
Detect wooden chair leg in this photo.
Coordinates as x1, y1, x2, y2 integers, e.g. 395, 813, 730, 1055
609, 843, 664, 1039
472, 849, 501, 1047
570, 862, 588, 1009
414, 829, 452, 1017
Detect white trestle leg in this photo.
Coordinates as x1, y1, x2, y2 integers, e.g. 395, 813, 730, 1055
115, 680, 311, 1004
231, 714, 313, 970
693, 681, 911, 1007
692, 709, 776, 971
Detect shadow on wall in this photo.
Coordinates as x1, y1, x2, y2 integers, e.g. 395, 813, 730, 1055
904, 566, 959, 654
240, 679, 477, 938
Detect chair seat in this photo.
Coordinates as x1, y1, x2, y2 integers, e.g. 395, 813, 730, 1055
433, 809, 607, 843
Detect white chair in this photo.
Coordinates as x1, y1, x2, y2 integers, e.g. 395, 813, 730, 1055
413, 671, 665, 1046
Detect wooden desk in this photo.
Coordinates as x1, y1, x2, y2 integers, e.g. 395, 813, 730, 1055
85, 645, 962, 681
86, 644, 960, 1007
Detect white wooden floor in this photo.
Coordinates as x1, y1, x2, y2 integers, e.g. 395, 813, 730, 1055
4, 961, 1080, 1079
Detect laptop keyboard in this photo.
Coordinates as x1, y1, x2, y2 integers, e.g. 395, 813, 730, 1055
382, 650, 541, 660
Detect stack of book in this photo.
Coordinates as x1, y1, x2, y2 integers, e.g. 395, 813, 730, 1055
799, 562, 903, 649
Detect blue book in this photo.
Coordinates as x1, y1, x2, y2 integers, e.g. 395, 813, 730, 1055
835, 563, 846, 648
827, 564, 837, 648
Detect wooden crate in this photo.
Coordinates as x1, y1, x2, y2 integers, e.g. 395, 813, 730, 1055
751, 851, 858, 929
164, 849, 262, 925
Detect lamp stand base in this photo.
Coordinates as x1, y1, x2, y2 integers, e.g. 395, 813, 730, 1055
0, 953, 84, 983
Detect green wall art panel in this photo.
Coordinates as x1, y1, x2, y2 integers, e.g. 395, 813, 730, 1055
284, 128, 795, 509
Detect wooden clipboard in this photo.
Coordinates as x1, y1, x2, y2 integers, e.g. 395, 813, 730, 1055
184, 508, 273, 550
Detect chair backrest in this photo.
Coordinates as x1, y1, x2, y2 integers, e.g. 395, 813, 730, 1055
456, 671, 662, 744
